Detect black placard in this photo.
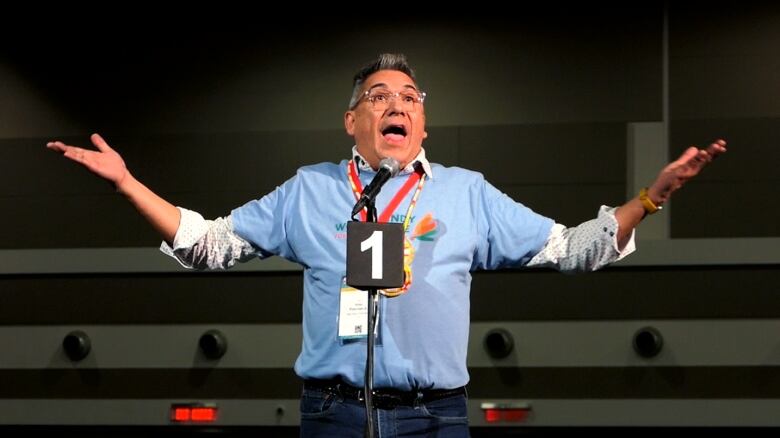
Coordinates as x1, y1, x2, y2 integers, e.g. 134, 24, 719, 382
346, 222, 404, 289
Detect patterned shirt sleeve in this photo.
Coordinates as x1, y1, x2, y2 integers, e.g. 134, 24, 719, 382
526, 205, 636, 273
160, 207, 257, 270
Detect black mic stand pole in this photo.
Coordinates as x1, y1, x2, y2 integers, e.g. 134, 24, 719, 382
363, 199, 379, 438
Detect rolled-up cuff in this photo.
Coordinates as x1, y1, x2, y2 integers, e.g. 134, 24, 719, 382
599, 205, 636, 261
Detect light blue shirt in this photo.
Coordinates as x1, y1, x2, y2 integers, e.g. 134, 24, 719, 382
230, 159, 554, 390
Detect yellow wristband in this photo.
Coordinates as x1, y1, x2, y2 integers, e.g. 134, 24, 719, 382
639, 187, 662, 214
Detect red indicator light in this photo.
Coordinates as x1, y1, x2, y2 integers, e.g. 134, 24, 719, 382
481, 402, 531, 423
503, 409, 529, 422
484, 408, 502, 423
170, 404, 218, 423
171, 407, 191, 422
191, 407, 217, 422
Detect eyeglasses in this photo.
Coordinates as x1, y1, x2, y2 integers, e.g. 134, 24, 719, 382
358, 89, 426, 112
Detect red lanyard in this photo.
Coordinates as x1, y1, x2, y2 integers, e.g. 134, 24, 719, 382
348, 160, 423, 223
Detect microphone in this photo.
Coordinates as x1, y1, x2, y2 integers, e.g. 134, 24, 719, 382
351, 157, 401, 218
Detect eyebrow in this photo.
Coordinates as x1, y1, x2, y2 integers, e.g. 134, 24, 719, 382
366, 82, 419, 92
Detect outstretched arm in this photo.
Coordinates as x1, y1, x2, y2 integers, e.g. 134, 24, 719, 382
614, 139, 727, 246
527, 139, 727, 273
47, 133, 181, 244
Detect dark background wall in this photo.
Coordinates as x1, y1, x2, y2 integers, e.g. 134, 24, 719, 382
668, 4, 780, 237
2, 7, 777, 248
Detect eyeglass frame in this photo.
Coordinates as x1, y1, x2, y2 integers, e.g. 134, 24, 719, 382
354, 88, 427, 111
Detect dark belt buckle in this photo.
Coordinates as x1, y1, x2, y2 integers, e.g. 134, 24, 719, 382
372, 391, 401, 409
333, 383, 358, 402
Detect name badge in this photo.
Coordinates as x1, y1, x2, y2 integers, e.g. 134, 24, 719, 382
338, 278, 378, 340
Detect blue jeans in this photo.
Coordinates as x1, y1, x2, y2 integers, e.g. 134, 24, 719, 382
299, 386, 470, 437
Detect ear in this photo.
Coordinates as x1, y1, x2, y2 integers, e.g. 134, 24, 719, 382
344, 111, 355, 136
423, 130, 428, 139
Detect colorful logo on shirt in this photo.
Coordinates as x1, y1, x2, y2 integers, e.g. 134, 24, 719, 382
410, 213, 437, 241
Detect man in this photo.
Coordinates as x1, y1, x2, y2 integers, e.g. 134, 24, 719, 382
47, 53, 726, 437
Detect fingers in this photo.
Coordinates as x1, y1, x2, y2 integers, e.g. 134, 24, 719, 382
652, 138, 726, 202
47, 134, 114, 169
64, 147, 90, 164
692, 149, 711, 168
688, 139, 727, 168
46, 141, 80, 160
46, 140, 68, 153
706, 138, 727, 158
674, 146, 699, 165
675, 138, 727, 170
46, 141, 91, 165
47, 133, 113, 154
91, 133, 114, 152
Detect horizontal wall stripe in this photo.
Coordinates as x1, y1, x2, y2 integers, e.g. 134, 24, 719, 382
4, 320, 780, 369
2, 400, 780, 427
2, 238, 778, 275
1, 366, 779, 399
1, 266, 779, 324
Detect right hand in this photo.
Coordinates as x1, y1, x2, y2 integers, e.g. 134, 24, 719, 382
647, 139, 727, 204
47, 133, 130, 191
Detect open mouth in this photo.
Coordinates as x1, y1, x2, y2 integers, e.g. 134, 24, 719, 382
382, 124, 407, 143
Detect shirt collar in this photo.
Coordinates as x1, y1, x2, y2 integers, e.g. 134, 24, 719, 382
350, 146, 434, 179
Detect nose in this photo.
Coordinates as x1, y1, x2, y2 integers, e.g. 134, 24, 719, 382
386, 95, 406, 115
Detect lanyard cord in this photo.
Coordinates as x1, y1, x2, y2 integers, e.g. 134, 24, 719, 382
347, 159, 426, 297
347, 159, 425, 227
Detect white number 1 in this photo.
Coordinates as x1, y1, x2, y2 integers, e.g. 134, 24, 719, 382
361, 230, 383, 279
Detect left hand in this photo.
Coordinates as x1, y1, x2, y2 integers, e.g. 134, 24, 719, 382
648, 139, 727, 204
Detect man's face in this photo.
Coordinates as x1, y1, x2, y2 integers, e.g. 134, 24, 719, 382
345, 70, 427, 170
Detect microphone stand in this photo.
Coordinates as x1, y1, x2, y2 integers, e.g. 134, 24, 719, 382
363, 199, 379, 438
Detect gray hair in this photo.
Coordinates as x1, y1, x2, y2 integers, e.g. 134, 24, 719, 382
348, 53, 418, 109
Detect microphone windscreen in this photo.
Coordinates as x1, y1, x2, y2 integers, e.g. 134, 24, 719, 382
379, 157, 401, 176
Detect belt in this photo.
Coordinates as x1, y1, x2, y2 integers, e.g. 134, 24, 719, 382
304, 378, 466, 410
